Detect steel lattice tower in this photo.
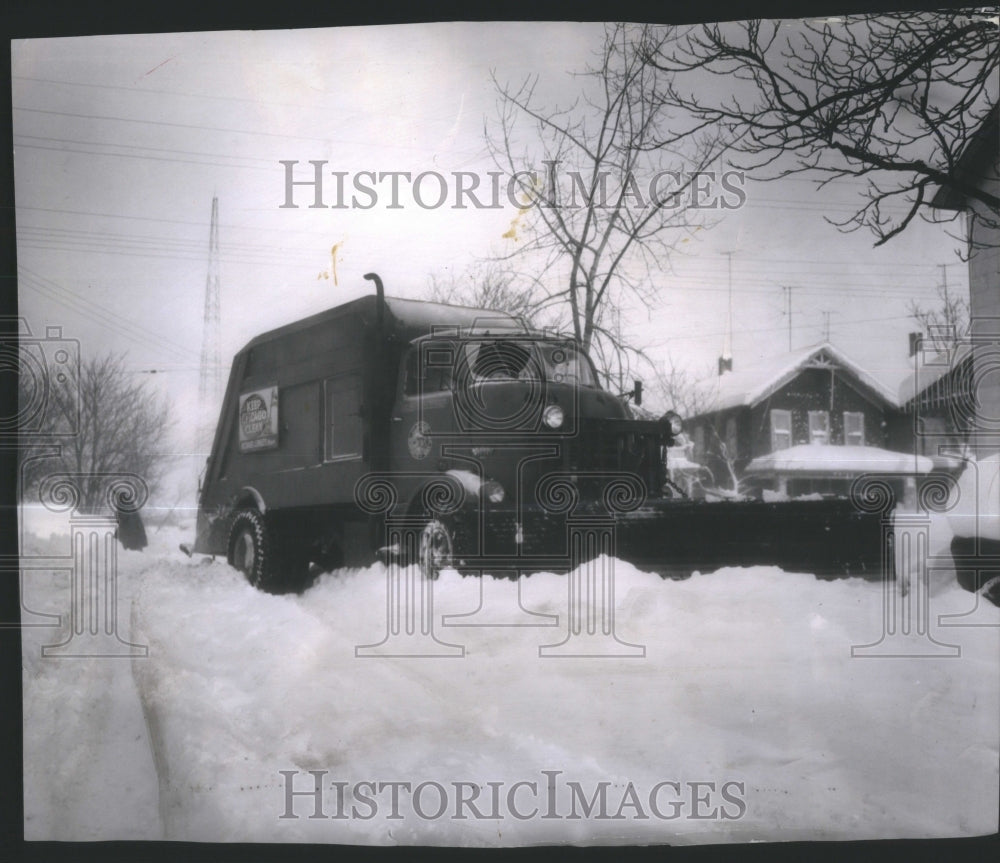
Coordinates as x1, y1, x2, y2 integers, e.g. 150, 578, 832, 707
197, 196, 222, 455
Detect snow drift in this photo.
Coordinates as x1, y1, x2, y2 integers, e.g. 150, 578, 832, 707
21, 510, 1000, 845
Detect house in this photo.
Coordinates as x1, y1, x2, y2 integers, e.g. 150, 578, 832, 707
927, 102, 1000, 457
685, 342, 907, 497
895, 340, 977, 465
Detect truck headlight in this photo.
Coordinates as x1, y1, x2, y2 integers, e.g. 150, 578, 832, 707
543, 404, 564, 429
662, 411, 683, 436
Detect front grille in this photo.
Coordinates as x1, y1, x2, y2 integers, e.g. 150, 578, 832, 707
566, 420, 668, 496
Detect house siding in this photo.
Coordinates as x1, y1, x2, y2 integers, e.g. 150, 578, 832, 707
967, 154, 1000, 455
749, 368, 890, 453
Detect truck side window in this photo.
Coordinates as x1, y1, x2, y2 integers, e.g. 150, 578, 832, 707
404, 344, 454, 396
324, 375, 362, 460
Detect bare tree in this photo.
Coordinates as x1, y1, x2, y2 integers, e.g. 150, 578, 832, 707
644, 11, 1000, 246
427, 259, 541, 326
19, 352, 174, 513
908, 282, 971, 353
650, 354, 715, 418
700, 423, 750, 499
487, 22, 724, 390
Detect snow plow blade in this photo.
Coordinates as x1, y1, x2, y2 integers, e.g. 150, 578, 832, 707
611, 498, 886, 580
463, 497, 887, 581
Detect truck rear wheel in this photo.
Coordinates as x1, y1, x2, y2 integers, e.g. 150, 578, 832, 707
229, 509, 309, 594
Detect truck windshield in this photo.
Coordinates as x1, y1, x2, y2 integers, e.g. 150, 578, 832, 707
403, 339, 599, 396
462, 340, 597, 387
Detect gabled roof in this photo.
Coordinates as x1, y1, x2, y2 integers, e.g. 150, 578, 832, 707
692, 342, 900, 415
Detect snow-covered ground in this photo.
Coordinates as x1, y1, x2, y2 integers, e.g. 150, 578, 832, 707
20, 505, 1000, 845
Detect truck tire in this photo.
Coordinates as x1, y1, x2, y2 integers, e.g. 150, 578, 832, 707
419, 519, 453, 581
229, 509, 308, 594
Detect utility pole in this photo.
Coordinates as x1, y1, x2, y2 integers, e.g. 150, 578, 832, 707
197, 196, 222, 460
723, 251, 734, 366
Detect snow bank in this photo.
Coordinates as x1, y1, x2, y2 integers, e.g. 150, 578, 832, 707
20, 522, 178, 839
20, 506, 999, 845
947, 454, 1000, 542
128, 555, 998, 845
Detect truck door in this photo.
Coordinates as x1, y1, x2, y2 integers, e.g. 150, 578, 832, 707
389, 341, 456, 474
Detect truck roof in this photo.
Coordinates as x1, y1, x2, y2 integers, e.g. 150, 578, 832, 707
238, 294, 524, 355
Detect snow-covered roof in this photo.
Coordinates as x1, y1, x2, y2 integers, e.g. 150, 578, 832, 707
896, 343, 974, 406
745, 444, 933, 476
692, 342, 902, 415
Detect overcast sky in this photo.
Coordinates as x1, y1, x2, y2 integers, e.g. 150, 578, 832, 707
12, 20, 971, 497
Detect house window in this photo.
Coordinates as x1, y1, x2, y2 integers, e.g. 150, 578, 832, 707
324, 375, 362, 460
808, 410, 830, 445
770, 409, 791, 451
843, 412, 864, 446
725, 416, 738, 460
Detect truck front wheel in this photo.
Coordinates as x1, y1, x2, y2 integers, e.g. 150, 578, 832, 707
419, 519, 453, 581
229, 509, 308, 593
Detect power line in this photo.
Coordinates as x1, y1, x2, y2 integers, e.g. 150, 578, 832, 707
12, 74, 342, 112
17, 224, 327, 259
782, 285, 793, 351
17, 216, 955, 277
649, 312, 916, 344
16, 241, 324, 269
17, 265, 195, 361
11, 74, 479, 130
15, 205, 338, 239
14, 133, 279, 165
14, 142, 278, 172
13, 110, 490, 158
14, 205, 964, 274
13, 105, 335, 142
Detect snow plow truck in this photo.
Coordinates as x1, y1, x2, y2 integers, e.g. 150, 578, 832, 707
183, 273, 886, 592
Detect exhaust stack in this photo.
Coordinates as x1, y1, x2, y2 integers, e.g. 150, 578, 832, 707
364, 272, 385, 333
